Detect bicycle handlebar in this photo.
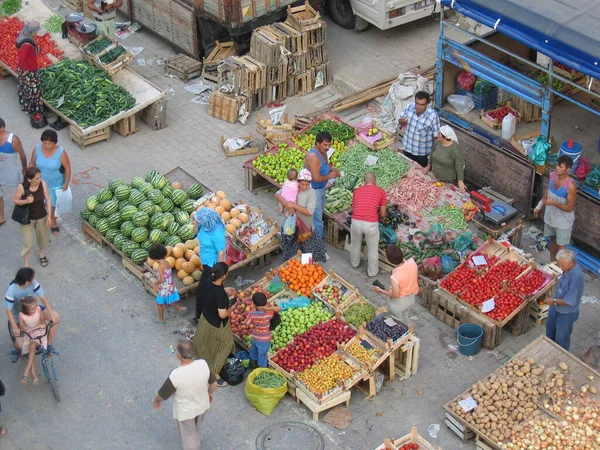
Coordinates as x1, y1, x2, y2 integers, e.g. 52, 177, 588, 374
18, 321, 55, 344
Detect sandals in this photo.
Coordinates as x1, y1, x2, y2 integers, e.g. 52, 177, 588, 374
51, 226, 60, 235
40, 256, 48, 267
20, 375, 30, 384
216, 378, 228, 387
33, 376, 39, 385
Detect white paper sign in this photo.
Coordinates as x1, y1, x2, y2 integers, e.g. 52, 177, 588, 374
481, 298, 495, 313
384, 317, 397, 327
326, 148, 335, 159
458, 396, 478, 412
472, 255, 488, 266
301, 253, 313, 265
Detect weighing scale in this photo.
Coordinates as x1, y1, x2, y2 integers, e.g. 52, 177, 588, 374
62, 13, 97, 46
470, 190, 518, 225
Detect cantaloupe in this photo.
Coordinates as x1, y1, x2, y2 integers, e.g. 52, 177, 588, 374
210, 196, 219, 204
221, 211, 231, 222
177, 269, 188, 280
172, 247, 184, 259
230, 218, 242, 229
230, 208, 240, 218
215, 206, 225, 215
216, 190, 226, 199
206, 203, 216, 210
192, 270, 202, 281
185, 239, 197, 249
190, 255, 201, 267
194, 246, 199, 255
238, 212, 249, 224
182, 262, 195, 274
220, 199, 232, 211
166, 256, 176, 268
175, 242, 187, 252
175, 258, 186, 271
171, 181, 182, 189
185, 249, 195, 260
166, 246, 173, 257
225, 223, 237, 234
183, 276, 194, 286
152, 261, 160, 271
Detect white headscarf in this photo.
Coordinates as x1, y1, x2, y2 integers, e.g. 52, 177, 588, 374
439, 125, 459, 143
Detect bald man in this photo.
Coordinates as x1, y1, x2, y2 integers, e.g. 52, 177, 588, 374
350, 173, 387, 277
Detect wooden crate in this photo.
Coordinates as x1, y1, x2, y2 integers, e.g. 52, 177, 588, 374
375, 427, 442, 450
233, 207, 280, 253
165, 54, 202, 82
355, 123, 396, 151
312, 269, 358, 311
249, 26, 289, 67
62, 0, 83, 11
141, 98, 167, 131
97, 48, 134, 76
239, 55, 267, 91
480, 102, 522, 129
256, 112, 294, 143
294, 70, 313, 96
310, 42, 328, 65
527, 300, 549, 326
325, 215, 349, 250
244, 166, 277, 192
69, 125, 110, 149
267, 80, 288, 103
273, 21, 308, 53
0, 64, 11, 80
314, 60, 332, 88
376, 334, 419, 381
288, 51, 309, 76
208, 92, 240, 123
341, 331, 390, 374
266, 62, 289, 85
113, 114, 139, 137
295, 387, 351, 421
444, 412, 476, 441
286, 1, 321, 31
220, 134, 259, 157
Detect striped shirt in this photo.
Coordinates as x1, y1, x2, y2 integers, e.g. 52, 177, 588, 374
248, 310, 274, 342
351, 184, 386, 223
4, 280, 45, 320
400, 103, 440, 156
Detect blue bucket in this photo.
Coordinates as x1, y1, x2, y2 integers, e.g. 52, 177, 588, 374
558, 140, 583, 174
457, 323, 484, 356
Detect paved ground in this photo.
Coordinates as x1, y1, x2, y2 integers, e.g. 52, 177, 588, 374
1, 12, 599, 450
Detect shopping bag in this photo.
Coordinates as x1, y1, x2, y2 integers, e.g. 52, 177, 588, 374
421, 256, 442, 280
528, 136, 551, 165
295, 216, 312, 243
283, 214, 296, 236
55, 187, 72, 216
220, 357, 245, 386
267, 274, 284, 295
245, 368, 287, 415
225, 239, 245, 265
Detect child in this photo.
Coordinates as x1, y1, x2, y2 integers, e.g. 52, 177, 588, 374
149, 244, 187, 324
279, 168, 299, 214
18, 296, 46, 385
246, 292, 281, 369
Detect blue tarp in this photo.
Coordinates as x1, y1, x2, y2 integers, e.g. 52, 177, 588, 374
440, 0, 600, 80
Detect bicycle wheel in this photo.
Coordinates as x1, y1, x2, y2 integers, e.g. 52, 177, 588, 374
43, 358, 60, 402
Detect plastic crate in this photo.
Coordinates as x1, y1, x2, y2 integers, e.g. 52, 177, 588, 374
456, 83, 498, 110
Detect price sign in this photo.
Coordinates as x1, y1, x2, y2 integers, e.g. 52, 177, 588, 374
301, 253, 313, 265
472, 255, 487, 266
360, 340, 374, 350
384, 317, 397, 327
481, 298, 495, 313
458, 396, 478, 412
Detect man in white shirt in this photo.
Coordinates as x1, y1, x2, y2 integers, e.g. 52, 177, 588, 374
154, 339, 217, 450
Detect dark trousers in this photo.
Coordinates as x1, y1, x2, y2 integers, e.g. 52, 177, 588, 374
194, 264, 213, 319
546, 307, 579, 351
403, 151, 429, 168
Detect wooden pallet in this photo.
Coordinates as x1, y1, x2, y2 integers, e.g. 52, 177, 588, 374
165, 54, 202, 82
376, 427, 442, 450
295, 387, 351, 421
267, 80, 288, 103
208, 92, 240, 123
527, 301, 549, 326
69, 125, 110, 149
113, 114, 139, 136
62, 0, 83, 11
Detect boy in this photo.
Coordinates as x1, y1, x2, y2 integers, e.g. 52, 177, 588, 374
246, 292, 281, 369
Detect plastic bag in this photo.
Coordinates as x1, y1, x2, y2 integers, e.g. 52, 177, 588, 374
421, 256, 442, 280
235, 350, 250, 369
296, 216, 312, 243
226, 240, 245, 265
267, 274, 284, 295
54, 187, 72, 216
283, 214, 296, 236
448, 95, 475, 115
245, 368, 287, 415
528, 136, 551, 165
220, 357, 245, 386
441, 254, 458, 274
575, 157, 592, 179
279, 296, 311, 311
457, 71, 476, 91
379, 224, 397, 245
586, 166, 600, 189
426, 223, 446, 245
453, 231, 474, 252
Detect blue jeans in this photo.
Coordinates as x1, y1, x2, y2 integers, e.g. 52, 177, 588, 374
546, 307, 579, 351
313, 187, 326, 239
249, 339, 271, 367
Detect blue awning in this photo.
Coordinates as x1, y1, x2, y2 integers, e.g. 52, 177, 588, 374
440, 0, 600, 80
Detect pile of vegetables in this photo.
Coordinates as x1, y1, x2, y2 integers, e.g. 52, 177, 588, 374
397, 239, 456, 266
535, 73, 565, 90
366, 314, 408, 343
324, 186, 352, 214
252, 370, 286, 389
386, 170, 442, 213
42, 15, 63, 34
483, 105, 520, 126
424, 205, 468, 230
380, 204, 408, 230
251, 143, 305, 184
306, 119, 355, 142
99, 45, 126, 64
343, 302, 376, 328
0, 0, 21, 16
41, 59, 135, 127
85, 36, 113, 56
337, 144, 412, 189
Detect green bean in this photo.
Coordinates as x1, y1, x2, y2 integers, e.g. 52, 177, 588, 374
424, 206, 468, 230
308, 120, 355, 141
0, 0, 21, 16
253, 371, 286, 389
43, 15, 63, 34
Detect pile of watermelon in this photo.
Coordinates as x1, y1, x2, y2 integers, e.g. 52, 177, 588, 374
80, 170, 204, 265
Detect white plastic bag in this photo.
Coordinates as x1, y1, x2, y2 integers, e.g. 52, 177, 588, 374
55, 187, 73, 217
448, 95, 475, 115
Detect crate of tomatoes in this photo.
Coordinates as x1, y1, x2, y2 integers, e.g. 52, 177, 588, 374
375, 426, 441, 450
480, 102, 521, 129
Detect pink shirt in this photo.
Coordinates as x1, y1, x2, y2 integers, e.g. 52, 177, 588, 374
281, 180, 299, 203
390, 258, 419, 297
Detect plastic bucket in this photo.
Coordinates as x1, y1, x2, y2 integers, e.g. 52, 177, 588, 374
457, 323, 484, 356
559, 140, 583, 173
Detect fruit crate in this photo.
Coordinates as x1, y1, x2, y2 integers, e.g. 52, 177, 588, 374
311, 269, 358, 311
340, 294, 386, 330
360, 313, 413, 352
165, 54, 202, 82
208, 91, 241, 124
83, 42, 133, 76
456, 83, 498, 110
355, 121, 396, 151
528, 300, 549, 326
113, 114, 138, 137
294, 111, 354, 142
202, 41, 238, 83
340, 331, 390, 374
480, 102, 522, 129
69, 125, 110, 149
256, 113, 293, 142
232, 206, 280, 253
286, 1, 321, 30
82, 34, 117, 58
375, 427, 442, 450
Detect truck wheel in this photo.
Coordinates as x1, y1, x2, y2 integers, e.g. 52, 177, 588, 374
327, 0, 356, 29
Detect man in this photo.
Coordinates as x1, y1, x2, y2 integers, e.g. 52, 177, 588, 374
304, 131, 340, 239
398, 91, 440, 167
88, 0, 123, 37
350, 173, 386, 277
0, 118, 27, 226
154, 339, 217, 450
545, 249, 584, 351
534, 155, 577, 262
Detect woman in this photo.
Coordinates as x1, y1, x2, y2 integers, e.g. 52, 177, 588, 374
373, 245, 419, 319
29, 129, 71, 234
423, 125, 466, 193
192, 262, 236, 387
13, 167, 52, 267
192, 208, 226, 325
16, 21, 46, 127
275, 169, 326, 263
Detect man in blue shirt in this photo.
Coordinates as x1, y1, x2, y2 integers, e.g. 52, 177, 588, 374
398, 91, 440, 168
545, 249, 584, 351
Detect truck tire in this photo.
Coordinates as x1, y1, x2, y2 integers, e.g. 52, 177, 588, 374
327, 0, 356, 29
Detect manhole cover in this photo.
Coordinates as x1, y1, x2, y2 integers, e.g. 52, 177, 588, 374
256, 421, 325, 450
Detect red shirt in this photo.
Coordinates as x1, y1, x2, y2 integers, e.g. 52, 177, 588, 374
18, 43, 38, 72
248, 310, 274, 342
351, 184, 386, 223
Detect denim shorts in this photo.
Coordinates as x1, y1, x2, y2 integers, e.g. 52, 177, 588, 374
544, 223, 572, 246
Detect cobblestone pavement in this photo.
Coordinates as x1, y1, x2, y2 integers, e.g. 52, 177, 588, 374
0, 14, 599, 450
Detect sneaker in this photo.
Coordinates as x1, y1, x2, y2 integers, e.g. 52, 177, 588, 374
11, 349, 19, 363
325, 253, 330, 261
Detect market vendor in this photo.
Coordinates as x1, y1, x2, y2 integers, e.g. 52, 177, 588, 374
398, 91, 440, 168
423, 125, 466, 192
88, 0, 123, 37
544, 249, 583, 351
16, 21, 47, 128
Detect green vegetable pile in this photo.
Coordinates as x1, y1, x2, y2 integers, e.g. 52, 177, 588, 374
85, 37, 113, 55
343, 302, 376, 328
308, 119, 355, 141
42, 15, 63, 34
396, 239, 456, 265
41, 59, 136, 128
325, 187, 352, 214
0, 0, 21, 16
337, 143, 412, 188
424, 206, 468, 230
99, 45, 126, 64
535, 73, 565, 90
252, 371, 286, 389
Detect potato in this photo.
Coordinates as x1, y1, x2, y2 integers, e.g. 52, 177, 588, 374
590, 386, 598, 394
559, 361, 569, 371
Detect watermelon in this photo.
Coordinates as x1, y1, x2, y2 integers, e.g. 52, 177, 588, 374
95, 203, 107, 217
86, 195, 99, 211
113, 234, 128, 249
120, 205, 138, 221
114, 184, 131, 201
88, 214, 101, 228
161, 185, 174, 198
80, 208, 93, 221
97, 187, 113, 204
180, 199, 195, 213
122, 241, 140, 257
139, 182, 153, 196
132, 211, 150, 227
105, 229, 120, 243
131, 227, 149, 243
118, 199, 129, 210
103, 199, 119, 216
162, 212, 175, 226
165, 235, 181, 247
140, 239, 153, 250
171, 189, 187, 206
120, 221, 135, 237
178, 223, 195, 241
131, 176, 145, 189
129, 189, 145, 206
108, 178, 125, 192
152, 205, 162, 215
159, 197, 174, 213
96, 218, 110, 235
131, 248, 149, 265
151, 174, 168, 189
146, 170, 159, 182
138, 200, 155, 215
174, 210, 189, 225
167, 221, 180, 235
149, 228, 164, 243
188, 183, 204, 200
150, 213, 164, 228
147, 189, 164, 205
107, 212, 123, 229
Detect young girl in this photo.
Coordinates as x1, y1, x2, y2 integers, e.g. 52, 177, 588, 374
18, 296, 46, 385
149, 244, 187, 324
279, 168, 299, 214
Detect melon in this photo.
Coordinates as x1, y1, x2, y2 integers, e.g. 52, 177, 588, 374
185, 249, 195, 260
171, 181, 182, 189
175, 258, 186, 271
147, 257, 155, 266
215, 206, 225, 215
192, 270, 202, 281
166, 256, 176, 268
172, 247, 184, 259
216, 190, 226, 199
206, 203, 216, 210
190, 255, 201, 267
183, 276, 194, 286
230, 208, 240, 218
225, 224, 237, 234
221, 212, 230, 222
175, 243, 188, 253
182, 262, 195, 274
185, 239, 198, 249
230, 218, 242, 229
210, 196, 219, 204
177, 269, 188, 280
238, 213, 249, 224
166, 246, 173, 257
220, 199, 232, 211
152, 261, 160, 271
194, 246, 199, 255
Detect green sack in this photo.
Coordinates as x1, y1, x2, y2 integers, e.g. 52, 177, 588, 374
528, 136, 551, 165
245, 368, 287, 416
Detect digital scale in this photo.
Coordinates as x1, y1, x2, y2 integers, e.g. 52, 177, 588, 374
470, 190, 518, 225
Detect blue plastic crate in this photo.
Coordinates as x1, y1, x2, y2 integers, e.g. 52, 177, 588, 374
455, 84, 498, 110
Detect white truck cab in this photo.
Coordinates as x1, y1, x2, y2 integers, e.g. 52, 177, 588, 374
327, 0, 436, 30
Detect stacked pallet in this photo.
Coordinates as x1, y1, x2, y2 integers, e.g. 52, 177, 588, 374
249, 26, 290, 105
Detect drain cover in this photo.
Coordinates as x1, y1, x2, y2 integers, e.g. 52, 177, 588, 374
256, 421, 325, 450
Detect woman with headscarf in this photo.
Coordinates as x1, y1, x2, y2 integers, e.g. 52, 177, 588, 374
424, 125, 467, 192
191, 207, 226, 325
275, 169, 327, 262
16, 21, 46, 127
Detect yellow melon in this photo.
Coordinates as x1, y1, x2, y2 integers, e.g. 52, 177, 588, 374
220, 199, 232, 211
183, 276, 195, 286
192, 270, 202, 281
171, 181, 182, 189
230, 208, 240, 218
175, 258, 186, 271
206, 203, 216, 210
216, 190, 226, 199
184, 249, 195, 260
175, 243, 188, 253
215, 206, 225, 215
190, 255, 201, 267
194, 246, 199, 255
172, 247, 184, 259
221, 211, 231, 222
152, 261, 160, 271
177, 269, 188, 280
225, 223, 237, 234
165, 256, 176, 268
166, 246, 173, 257
238, 212, 249, 224
182, 261, 195, 274
230, 218, 242, 229
210, 196, 219, 204
185, 239, 198, 249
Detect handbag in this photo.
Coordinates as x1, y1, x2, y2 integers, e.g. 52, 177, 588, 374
12, 185, 31, 225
